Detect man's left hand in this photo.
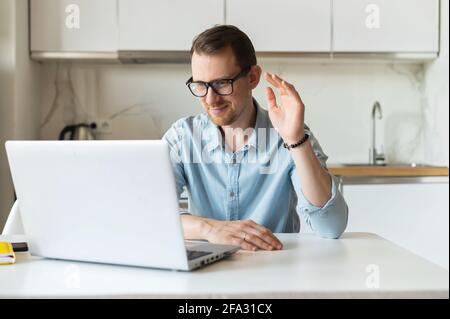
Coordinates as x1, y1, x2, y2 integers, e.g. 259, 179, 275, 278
264, 72, 305, 145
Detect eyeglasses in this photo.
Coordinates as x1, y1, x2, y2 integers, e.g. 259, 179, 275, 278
186, 66, 251, 97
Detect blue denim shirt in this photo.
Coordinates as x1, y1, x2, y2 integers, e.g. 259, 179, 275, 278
162, 100, 348, 238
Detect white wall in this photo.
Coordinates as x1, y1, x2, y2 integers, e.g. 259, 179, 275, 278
0, 0, 41, 229
13, 0, 41, 141
0, 0, 16, 230
37, 2, 450, 167
423, 0, 449, 167
39, 60, 430, 165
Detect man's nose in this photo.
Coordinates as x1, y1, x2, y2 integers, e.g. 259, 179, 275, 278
205, 87, 221, 106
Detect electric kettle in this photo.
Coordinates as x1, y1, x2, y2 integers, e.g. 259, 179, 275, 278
58, 122, 97, 140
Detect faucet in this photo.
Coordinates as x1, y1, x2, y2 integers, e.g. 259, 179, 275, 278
370, 101, 385, 165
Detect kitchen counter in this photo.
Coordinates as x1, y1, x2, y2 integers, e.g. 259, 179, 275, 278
328, 165, 449, 177
0, 233, 448, 298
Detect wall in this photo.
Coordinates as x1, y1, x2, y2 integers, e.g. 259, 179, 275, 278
423, 0, 449, 167
0, 0, 16, 230
0, 0, 41, 229
13, 0, 41, 141
39, 60, 428, 165
36, 3, 450, 166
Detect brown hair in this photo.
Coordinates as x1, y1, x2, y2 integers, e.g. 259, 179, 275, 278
190, 25, 257, 69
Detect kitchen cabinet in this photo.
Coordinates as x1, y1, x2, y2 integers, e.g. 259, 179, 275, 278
30, 0, 440, 60
226, 0, 331, 52
118, 0, 224, 51
339, 178, 448, 269
332, 0, 439, 53
30, 0, 118, 53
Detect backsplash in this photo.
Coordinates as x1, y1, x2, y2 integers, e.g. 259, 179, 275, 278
38, 60, 437, 165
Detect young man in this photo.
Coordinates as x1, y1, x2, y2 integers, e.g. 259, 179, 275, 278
163, 25, 348, 251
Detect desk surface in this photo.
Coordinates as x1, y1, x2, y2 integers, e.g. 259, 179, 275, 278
0, 233, 448, 298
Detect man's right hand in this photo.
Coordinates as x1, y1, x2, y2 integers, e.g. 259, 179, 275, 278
181, 215, 283, 251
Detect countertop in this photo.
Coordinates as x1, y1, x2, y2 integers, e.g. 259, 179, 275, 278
0, 233, 448, 298
328, 165, 449, 177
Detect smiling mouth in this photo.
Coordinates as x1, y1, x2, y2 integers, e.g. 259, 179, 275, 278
210, 104, 227, 110
209, 104, 228, 114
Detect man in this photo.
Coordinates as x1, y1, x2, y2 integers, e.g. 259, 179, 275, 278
163, 25, 348, 251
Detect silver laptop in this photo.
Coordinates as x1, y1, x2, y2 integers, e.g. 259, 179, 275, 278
5, 140, 239, 271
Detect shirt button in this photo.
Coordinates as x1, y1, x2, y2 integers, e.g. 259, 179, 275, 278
229, 191, 235, 197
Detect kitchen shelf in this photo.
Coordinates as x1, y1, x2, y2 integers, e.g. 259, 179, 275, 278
328, 165, 449, 177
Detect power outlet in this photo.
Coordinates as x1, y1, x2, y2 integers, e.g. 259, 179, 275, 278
96, 119, 113, 134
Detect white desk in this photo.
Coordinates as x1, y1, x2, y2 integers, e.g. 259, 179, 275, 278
0, 233, 448, 298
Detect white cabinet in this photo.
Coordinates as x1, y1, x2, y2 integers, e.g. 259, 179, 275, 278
29, 0, 441, 57
118, 0, 224, 51
226, 0, 331, 52
332, 0, 439, 52
342, 179, 449, 269
30, 0, 118, 52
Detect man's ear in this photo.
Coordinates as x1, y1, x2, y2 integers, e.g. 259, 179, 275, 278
248, 65, 262, 90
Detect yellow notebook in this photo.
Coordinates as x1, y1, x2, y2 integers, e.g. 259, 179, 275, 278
0, 242, 16, 265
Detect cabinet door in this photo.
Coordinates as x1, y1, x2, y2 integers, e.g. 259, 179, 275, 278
30, 0, 118, 52
119, 0, 224, 51
343, 182, 449, 269
226, 0, 331, 52
333, 0, 439, 52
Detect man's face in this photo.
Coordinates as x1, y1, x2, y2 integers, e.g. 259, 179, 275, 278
191, 47, 254, 127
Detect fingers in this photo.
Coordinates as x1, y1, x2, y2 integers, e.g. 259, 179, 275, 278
242, 231, 277, 251
210, 228, 258, 251
264, 72, 286, 95
207, 220, 283, 251
281, 80, 302, 100
245, 220, 283, 249
264, 72, 301, 100
223, 221, 283, 251
222, 232, 257, 251
264, 72, 281, 88
265, 87, 278, 112
235, 237, 258, 251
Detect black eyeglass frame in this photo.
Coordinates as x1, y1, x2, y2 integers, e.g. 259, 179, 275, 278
186, 66, 252, 97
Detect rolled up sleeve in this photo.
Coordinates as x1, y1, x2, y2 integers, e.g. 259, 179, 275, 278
291, 170, 348, 239
289, 126, 348, 239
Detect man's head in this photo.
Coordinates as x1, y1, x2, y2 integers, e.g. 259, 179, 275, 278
188, 25, 261, 127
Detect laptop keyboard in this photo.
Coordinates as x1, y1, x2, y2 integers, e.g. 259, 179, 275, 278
187, 250, 212, 260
